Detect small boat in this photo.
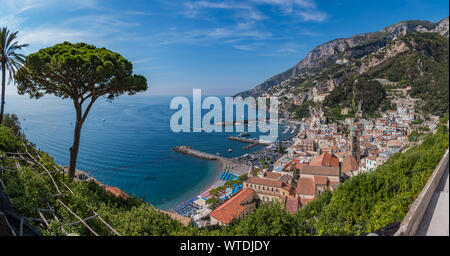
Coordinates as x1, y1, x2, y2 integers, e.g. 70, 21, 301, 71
216, 153, 220, 155
228, 149, 232, 153
239, 132, 250, 137
101, 118, 105, 122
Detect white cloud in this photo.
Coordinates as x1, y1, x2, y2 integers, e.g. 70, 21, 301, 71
183, 0, 326, 22
19, 27, 96, 48
183, 1, 266, 21
2, 1, 147, 52
157, 24, 272, 45
0, 0, 99, 13
254, 0, 316, 11
298, 10, 327, 22
63, 15, 141, 30
278, 42, 304, 53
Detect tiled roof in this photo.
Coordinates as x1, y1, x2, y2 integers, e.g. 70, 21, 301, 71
265, 172, 281, 180
335, 151, 346, 158
314, 175, 328, 185
210, 188, 255, 225
296, 177, 315, 195
105, 185, 130, 199
342, 155, 359, 173
301, 166, 340, 177
309, 152, 339, 167
367, 155, 377, 161
295, 163, 308, 170
286, 196, 299, 214
247, 177, 284, 188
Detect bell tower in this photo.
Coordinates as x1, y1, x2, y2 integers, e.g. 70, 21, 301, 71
349, 126, 360, 164
248, 163, 255, 178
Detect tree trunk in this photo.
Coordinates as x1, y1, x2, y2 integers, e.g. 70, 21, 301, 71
0, 61, 6, 124
68, 107, 83, 180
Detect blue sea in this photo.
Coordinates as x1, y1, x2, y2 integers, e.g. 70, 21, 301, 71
7, 94, 289, 210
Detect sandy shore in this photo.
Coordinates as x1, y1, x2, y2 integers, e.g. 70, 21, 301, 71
168, 157, 249, 212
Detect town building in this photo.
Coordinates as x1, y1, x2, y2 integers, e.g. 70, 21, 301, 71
209, 188, 256, 226
342, 155, 359, 178
243, 165, 294, 203
296, 165, 340, 206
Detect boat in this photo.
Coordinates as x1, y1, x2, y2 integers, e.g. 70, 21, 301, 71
239, 132, 250, 137
228, 149, 232, 153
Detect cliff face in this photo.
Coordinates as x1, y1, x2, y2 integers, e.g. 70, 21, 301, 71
236, 17, 449, 98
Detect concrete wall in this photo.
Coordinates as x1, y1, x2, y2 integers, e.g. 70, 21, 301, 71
395, 149, 449, 236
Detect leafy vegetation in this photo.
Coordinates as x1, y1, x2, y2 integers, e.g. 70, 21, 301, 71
321, 32, 448, 119
0, 27, 29, 124
286, 100, 312, 120
366, 33, 449, 116
323, 77, 390, 120
205, 174, 247, 209
15, 42, 148, 180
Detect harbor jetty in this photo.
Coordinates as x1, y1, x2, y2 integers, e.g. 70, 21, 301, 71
228, 136, 271, 145
214, 118, 268, 127
243, 143, 259, 150
173, 146, 249, 174
173, 146, 223, 160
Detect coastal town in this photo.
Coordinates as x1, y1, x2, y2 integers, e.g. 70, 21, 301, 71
164, 88, 441, 227
0, 0, 448, 239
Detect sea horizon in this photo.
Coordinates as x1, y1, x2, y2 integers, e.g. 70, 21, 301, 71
6, 94, 288, 210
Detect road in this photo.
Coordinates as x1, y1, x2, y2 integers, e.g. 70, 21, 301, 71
417, 164, 449, 236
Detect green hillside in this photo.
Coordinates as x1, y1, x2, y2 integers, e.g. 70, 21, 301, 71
323, 32, 449, 119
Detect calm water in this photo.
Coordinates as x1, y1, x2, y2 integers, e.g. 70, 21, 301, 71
7, 94, 288, 210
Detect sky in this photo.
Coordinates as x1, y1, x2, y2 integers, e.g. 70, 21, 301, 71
0, 0, 448, 96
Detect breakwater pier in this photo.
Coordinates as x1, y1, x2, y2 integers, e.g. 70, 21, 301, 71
228, 136, 272, 145
214, 118, 268, 127
173, 146, 222, 160
172, 146, 250, 176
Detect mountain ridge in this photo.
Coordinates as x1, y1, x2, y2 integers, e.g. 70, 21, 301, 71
235, 17, 449, 99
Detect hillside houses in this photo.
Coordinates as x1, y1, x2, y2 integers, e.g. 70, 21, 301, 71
204, 93, 440, 226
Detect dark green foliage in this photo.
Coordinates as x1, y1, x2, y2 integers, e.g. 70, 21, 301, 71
323, 32, 448, 118
367, 33, 449, 116
0, 27, 29, 124
278, 141, 285, 154
15, 42, 148, 100
287, 101, 312, 119
323, 77, 388, 119
0, 125, 21, 152
311, 127, 448, 235
1, 113, 21, 135
14, 42, 148, 180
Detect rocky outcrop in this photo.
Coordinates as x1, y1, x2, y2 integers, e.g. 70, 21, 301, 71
359, 40, 410, 74
383, 17, 449, 38
236, 17, 449, 98
432, 17, 449, 37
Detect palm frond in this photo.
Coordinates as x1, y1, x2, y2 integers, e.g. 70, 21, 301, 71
0, 27, 29, 84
